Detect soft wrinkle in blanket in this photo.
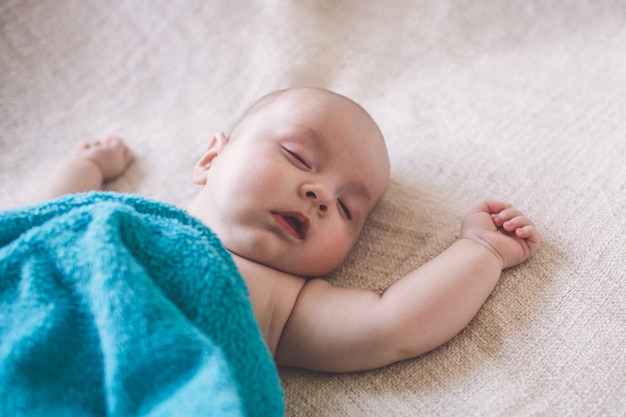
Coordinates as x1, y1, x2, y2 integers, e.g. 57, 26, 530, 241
0, 192, 284, 417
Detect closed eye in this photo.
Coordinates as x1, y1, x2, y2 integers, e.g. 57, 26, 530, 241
284, 148, 311, 169
338, 199, 352, 220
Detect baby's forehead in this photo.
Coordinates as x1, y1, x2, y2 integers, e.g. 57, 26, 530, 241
279, 91, 388, 165
239, 88, 389, 180
279, 94, 381, 136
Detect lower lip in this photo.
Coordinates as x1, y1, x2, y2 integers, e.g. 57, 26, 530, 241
272, 213, 302, 240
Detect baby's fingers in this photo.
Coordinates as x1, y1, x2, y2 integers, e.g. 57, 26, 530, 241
502, 214, 532, 232
491, 206, 522, 227
507, 214, 541, 251
483, 199, 512, 216
515, 224, 536, 238
516, 224, 541, 254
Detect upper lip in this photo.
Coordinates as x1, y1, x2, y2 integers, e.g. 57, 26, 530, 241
272, 211, 310, 240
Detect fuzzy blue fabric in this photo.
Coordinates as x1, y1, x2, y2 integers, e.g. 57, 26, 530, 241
0, 192, 284, 417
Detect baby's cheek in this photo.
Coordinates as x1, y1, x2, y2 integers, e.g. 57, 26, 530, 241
320, 236, 353, 268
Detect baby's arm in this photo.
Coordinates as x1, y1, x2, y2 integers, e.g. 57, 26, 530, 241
30, 137, 133, 204
275, 200, 540, 372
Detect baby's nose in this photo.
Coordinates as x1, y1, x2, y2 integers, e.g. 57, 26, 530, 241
306, 190, 328, 214
302, 184, 332, 215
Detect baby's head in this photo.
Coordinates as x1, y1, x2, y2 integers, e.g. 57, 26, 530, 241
189, 87, 389, 277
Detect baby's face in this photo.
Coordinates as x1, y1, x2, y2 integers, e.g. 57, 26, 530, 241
189, 89, 389, 277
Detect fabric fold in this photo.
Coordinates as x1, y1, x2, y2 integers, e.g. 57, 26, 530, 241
0, 192, 284, 417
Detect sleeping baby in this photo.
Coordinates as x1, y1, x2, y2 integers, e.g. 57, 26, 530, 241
2, 87, 540, 415
32, 87, 541, 371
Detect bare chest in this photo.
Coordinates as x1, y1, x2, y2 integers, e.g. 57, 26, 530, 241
231, 255, 306, 355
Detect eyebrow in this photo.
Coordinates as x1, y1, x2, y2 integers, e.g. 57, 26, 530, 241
298, 124, 330, 154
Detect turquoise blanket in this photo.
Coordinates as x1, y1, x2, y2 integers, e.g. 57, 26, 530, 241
0, 192, 284, 417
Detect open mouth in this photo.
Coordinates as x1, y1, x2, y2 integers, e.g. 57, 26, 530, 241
272, 212, 309, 240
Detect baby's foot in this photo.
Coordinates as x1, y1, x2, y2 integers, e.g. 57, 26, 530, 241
74, 136, 133, 181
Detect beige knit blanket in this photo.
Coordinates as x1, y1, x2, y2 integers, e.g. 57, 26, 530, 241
1, 1, 624, 415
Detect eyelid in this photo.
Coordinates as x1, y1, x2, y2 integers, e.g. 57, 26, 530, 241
338, 199, 352, 220
284, 147, 311, 169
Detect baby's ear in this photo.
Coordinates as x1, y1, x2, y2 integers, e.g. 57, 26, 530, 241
192, 132, 229, 185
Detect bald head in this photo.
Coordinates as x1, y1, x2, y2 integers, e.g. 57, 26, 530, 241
231, 87, 385, 146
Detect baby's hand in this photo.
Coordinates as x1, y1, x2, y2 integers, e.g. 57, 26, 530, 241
460, 200, 540, 269
74, 136, 133, 181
